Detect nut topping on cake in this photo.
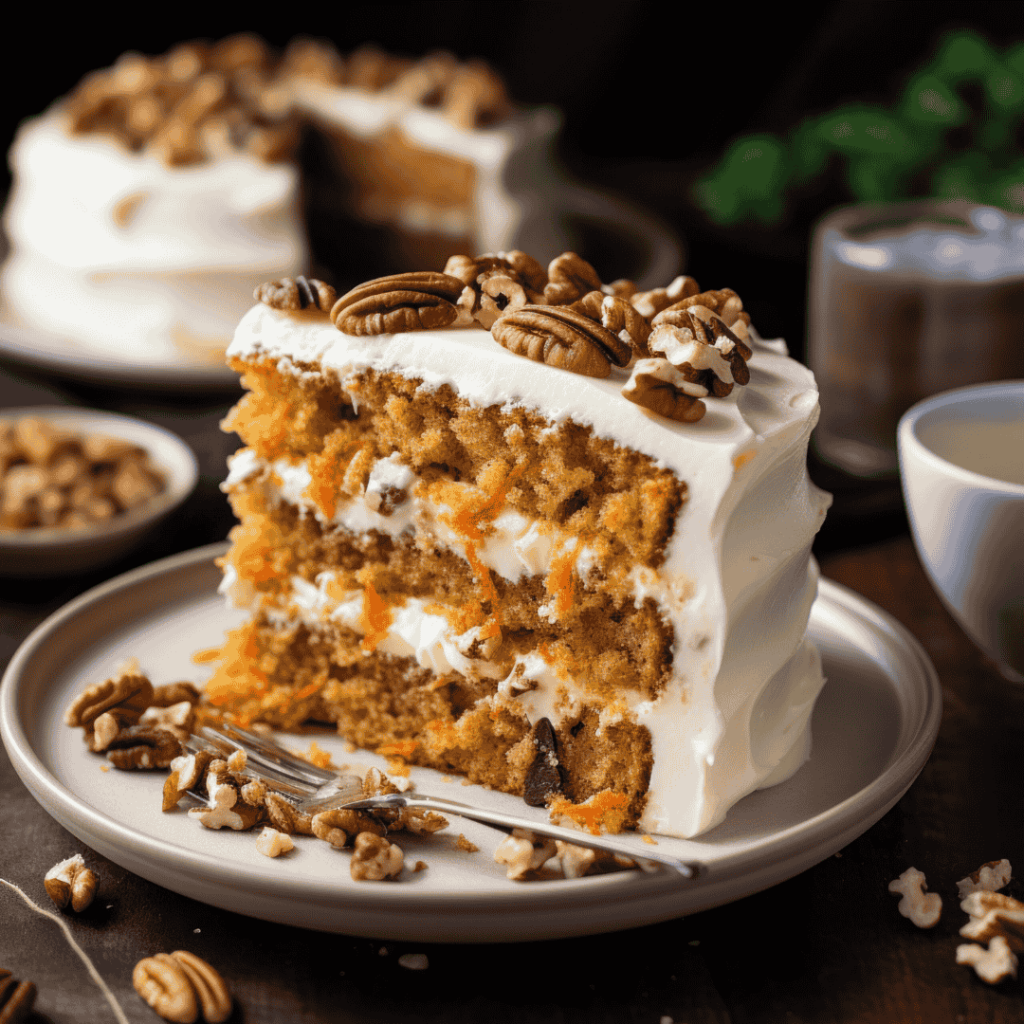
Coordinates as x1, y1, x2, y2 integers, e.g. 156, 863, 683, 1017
568, 291, 653, 359
444, 252, 546, 328
543, 252, 604, 306
647, 307, 752, 398
255, 276, 337, 313
331, 272, 471, 335
491, 305, 629, 378
621, 358, 708, 423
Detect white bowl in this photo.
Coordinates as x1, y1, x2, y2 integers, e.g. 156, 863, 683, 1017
898, 381, 1024, 681
0, 406, 198, 577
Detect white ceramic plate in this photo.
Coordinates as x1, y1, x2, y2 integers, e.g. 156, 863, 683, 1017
0, 407, 198, 576
0, 543, 941, 942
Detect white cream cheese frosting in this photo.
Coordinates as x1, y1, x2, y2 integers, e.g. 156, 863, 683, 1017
1, 110, 306, 360
223, 304, 832, 838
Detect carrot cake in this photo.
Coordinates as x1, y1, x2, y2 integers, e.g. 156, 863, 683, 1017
0, 37, 557, 363
210, 253, 831, 838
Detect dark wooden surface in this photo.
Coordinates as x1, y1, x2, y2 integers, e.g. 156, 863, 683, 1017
1, 358, 1022, 1023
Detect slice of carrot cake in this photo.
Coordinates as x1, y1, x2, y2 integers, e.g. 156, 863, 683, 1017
209, 252, 831, 838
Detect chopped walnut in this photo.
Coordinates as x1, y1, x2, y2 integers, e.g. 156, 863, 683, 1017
630, 275, 700, 318
959, 890, 1024, 953
163, 749, 215, 811
888, 867, 942, 928
187, 760, 263, 831
255, 827, 295, 858
443, 251, 545, 329
956, 859, 1012, 899
106, 724, 182, 770
44, 853, 98, 912
65, 672, 155, 739
0, 418, 165, 532
350, 832, 405, 881
139, 701, 195, 743
493, 828, 557, 880
312, 807, 385, 849
956, 937, 1018, 984
648, 306, 751, 397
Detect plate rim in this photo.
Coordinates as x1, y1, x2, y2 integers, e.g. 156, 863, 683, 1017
0, 543, 942, 936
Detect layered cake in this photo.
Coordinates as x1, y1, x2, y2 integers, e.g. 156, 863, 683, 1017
207, 252, 831, 839
1, 37, 558, 363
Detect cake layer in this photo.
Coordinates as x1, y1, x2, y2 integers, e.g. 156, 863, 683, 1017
215, 304, 831, 837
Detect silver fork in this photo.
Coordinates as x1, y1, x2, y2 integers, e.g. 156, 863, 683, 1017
186, 723, 702, 879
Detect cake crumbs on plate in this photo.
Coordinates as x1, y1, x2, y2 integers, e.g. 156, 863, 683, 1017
456, 834, 479, 853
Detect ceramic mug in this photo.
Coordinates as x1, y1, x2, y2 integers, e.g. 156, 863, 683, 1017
898, 381, 1024, 681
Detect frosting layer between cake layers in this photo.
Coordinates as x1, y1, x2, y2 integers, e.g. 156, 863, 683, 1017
1, 112, 306, 360
222, 304, 831, 838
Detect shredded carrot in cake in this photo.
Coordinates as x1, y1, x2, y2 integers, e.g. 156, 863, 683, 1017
191, 646, 222, 665
300, 741, 334, 770
378, 740, 418, 759
303, 431, 362, 520
549, 790, 631, 835
545, 538, 582, 619
358, 574, 392, 652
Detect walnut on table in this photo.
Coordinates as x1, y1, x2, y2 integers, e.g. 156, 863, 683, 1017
44, 853, 98, 912
133, 950, 231, 1024
888, 867, 943, 928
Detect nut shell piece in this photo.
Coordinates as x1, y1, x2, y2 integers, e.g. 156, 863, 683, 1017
331, 272, 468, 335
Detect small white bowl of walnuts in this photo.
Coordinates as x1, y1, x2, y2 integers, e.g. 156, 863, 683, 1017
0, 406, 198, 576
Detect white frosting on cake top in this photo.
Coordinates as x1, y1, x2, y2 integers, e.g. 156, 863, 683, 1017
226, 305, 831, 837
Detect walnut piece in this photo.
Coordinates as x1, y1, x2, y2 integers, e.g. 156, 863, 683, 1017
44, 853, 98, 912
311, 807, 385, 849
106, 724, 182, 770
493, 828, 557, 880
331, 272, 470, 336
956, 936, 1018, 984
255, 827, 295, 858
163, 749, 215, 811
350, 832, 405, 880
0, 969, 37, 1023
959, 890, 1024, 953
630, 275, 700, 318
254, 276, 337, 313
956, 859, 1013, 899
443, 251, 545, 329
648, 306, 752, 397
888, 867, 942, 928
187, 760, 263, 831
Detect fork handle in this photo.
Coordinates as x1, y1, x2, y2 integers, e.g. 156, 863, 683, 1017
345, 793, 701, 879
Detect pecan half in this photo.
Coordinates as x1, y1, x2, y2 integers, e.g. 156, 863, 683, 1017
163, 749, 215, 811
492, 305, 631, 378
255, 275, 337, 313
621, 358, 708, 423
331, 272, 469, 336
170, 951, 232, 1024
543, 252, 604, 306
64, 673, 155, 730
106, 725, 182, 770
133, 954, 197, 1024
0, 970, 37, 1024
44, 853, 98, 912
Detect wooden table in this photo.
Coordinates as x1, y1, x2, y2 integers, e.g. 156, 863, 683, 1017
1, 361, 1021, 1023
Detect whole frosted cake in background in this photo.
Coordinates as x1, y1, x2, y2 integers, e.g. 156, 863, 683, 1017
0, 36, 559, 364
208, 251, 831, 839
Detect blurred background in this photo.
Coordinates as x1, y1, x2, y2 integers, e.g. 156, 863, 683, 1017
2, 0, 1022, 551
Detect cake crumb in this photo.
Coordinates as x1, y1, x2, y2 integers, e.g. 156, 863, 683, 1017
386, 758, 411, 777
398, 953, 429, 971
549, 790, 631, 835
456, 834, 479, 853
99, 764, 110, 772
412, 861, 428, 872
